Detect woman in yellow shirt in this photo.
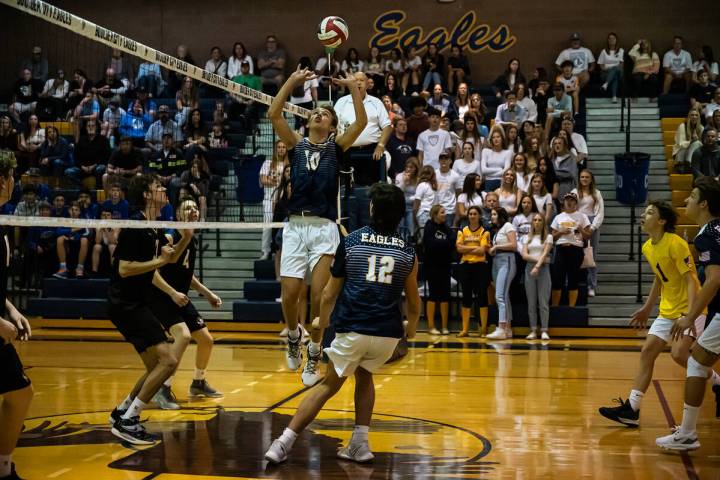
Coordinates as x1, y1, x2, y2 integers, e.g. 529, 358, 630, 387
456, 206, 491, 337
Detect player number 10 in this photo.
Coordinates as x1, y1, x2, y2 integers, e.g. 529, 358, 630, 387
366, 255, 395, 284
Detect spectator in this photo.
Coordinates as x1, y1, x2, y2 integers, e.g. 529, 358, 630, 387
513, 193, 538, 254
522, 213, 554, 340
505, 123, 521, 154
175, 77, 199, 127
206, 121, 228, 150
136, 61, 164, 98
382, 73, 403, 102
487, 207, 517, 340
454, 82, 471, 121
394, 156, 420, 239
708, 109, 720, 133
384, 48, 405, 78
167, 44, 196, 95
629, 39, 661, 100
572, 170, 605, 297
453, 141, 481, 185
26, 200, 56, 275
523, 134, 543, 171
107, 48, 134, 85
456, 205, 491, 337
551, 192, 591, 307
493, 58, 526, 98
183, 109, 208, 153
20, 46, 48, 83
481, 191, 499, 230
65, 122, 112, 189
423, 204, 455, 336
555, 33, 595, 89
53, 201, 91, 279
550, 136, 578, 203
662, 36, 693, 95
259, 140, 288, 260
93, 68, 126, 109
673, 108, 703, 169
77, 189, 99, 219
227, 41, 254, 78
468, 93, 488, 125
23, 167, 50, 201
556, 60, 580, 116
512, 152, 532, 192
387, 117, 415, 178
545, 83, 573, 130
91, 207, 119, 276
0, 115, 20, 154
531, 74, 551, 124
515, 84, 538, 123
413, 165, 437, 230
405, 96, 429, 145
14, 184, 39, 217
495, 90, 527, 125
71, 91, 100, 142
341, 48, 365, 76
179, 158, 210, 221
364, 46, 385, 86
691, 128, 720, 178
456, 115, 484, 161
37, 125, 70, 181
456, 173, 484, 227
132, 87, 158, 121
38, 69, 69, 120
422, 43, 445, 92
271, 164, 292, 278
530, 172, 554, 225
103, 136, 143, 190
597, 32, 624, 103
147, 133, 186, 200
435, 153, 461, 227
692, 45, 718, 83
561, 117, 588, 168
417, 108, 453, 169
446, 45, 470, 94
257, 35, 286, 91
101, 183, 129, 219
427, 84, 453, 119
9, 68, 42, 124
50, 192, 67, 218
403, 46, 423, 95
118, 100, 152, 147
689, 70, 716, 111
538, 157, 559, 206
439, 116, 461, 152
495, 168, 522, 216
481, 126, 513, 191
229, 60, 263, 121
145, 104, 183, 152
315, 51, 342, 99
101, 101, 126, 141
67, 69, 93, 112
204, 46, 228, 96
290, 57, 319, 132
16, 114, 44, 174
704, 87, 720, 122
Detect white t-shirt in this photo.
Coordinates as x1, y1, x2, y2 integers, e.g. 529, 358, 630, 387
597, 48, 624, 69
517, 97, 538, 122
457, 192, 485, 209
335, 94, 391, 147
290, 78, 318, 104
515, 172, 531, 192
494, 222, 516, 246
533, 193, 553, 213
452, 158, 481, 185
385, 59, 404, 73
692, 60, 719, 77
525, 234, 553, 262
551, 211, 590, 247
227, 55, 254, 78
556, 47, 596, 75
570, 132, 588, 155
413, 181, 437, 215
407, 55, 422, 69
663, 50, 693, 75
497, 189, 518, 212
259, 159, 285, 203
481, 148, 513, 181
417, 129, 453, 169
571, 188, 605, 230
435, 168, 461, 212
341, 59, 366, 75
395, 172, 417, 206
512, 212, 533, 253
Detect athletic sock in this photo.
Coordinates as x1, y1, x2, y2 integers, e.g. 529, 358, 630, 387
58, 262, 66, 270
118, 394, 134, 411
710, 370, 720, 386
122, 397, 147, 420
680, 403, 700, 435
351, 425, 370, 444
308, 341, 321, 357
163, 375, 174, 388
278, 427, 298, 449
287, 326, 300, 341
0, 454, 11, 477
194, 368, 206, 381
629, 389, 644, 411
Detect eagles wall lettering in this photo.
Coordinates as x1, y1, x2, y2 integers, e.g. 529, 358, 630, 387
370, 10, 516, 54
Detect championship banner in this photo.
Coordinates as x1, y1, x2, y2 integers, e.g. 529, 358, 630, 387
1, 0, 311, 118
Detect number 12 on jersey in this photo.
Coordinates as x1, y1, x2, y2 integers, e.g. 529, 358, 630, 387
366, 254, 395, 284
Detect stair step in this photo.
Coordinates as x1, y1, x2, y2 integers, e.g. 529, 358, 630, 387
233, 300, 283, 322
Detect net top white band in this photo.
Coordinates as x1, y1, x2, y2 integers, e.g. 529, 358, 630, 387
0, 215, 286, 230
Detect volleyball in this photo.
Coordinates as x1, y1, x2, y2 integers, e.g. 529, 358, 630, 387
317, 16, 349, 49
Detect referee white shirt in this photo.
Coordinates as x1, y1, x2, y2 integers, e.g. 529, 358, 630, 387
335, 93, 391, 147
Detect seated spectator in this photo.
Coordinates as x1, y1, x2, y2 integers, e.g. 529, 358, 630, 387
93, 68, 126, 109
68, 120, 110, 189
561, 116, 588, 168
103, 136, 143, 190
487, 207, 517, 340
37, 125, 70, 181
183, 109, 208, 153
9, 68, 42, 124
365, 46, 385, 86
212, 100, 228, 126
53, 200, 91, 279
77, 189, 99, 219
14, 184, 40, 217
230, 60, 263, 121
692, 45, 718, 83
495, 168, 522, 216
167, 44, 196, 95
628, 39, 661, 100
148, 133, 186, 200
91, 207, 119, 276
417, 108, 453, 169
456, 115, 485, 161
481, 126, 513, 191
556, 60, 580, 116
26, 200, 56, 275
108, 48, 135, 86
101, 183, 130, 219
145, 104, 183, 152
529, 172, 554, 224
67, 69, 93, 112
24, 167, 50, 201
227, 42, 254, 79
571, 170, 604, 297
130, 87, 158, 120
704, 87, 720, 122
427, 84, 453, 119
597, 33, 624, 103
435, 153, 461, 227
545, 83, 573, 131
384, 47, 405, 78
495, 90, 528, 125
179, 158, 210, 221
690, 70, 716, 111
493, 58, 526, 99
440, 116, 461, 151
522, 213, 554, 340
551, 192, 591, 307
101, 101, 126, 141
422, 43, 444, 92
423, 204, 455, 335
673, 108, 703, 169
290, 57, 319, 132
204, 46, 228, 97
314, 51, 342, 99
456, 173, 484, 227
555, 33, 595, 89
662, 36, 693, 95
708, 109, 720, 133
413, 165, 438, 230
382, 73, 403, 102
394, 156, 420, 239
118, 100, 152, 147
51, 192, 68, 217
71, 91, 100, 142
381, 95, 403, 125
505, 123, 521, 154
468, 93, 487, 124
341, 47, 365, 77
206, 122, 229, 150
257, 35, 286, 92
515, 84, 538, 123
538, 157, 559, 206
174, 77, 199, 127
38, 69, 69, 121
523, 134, 543, 171
550, 136, 578, 202
20, 46, 48, 83
446, 45, 470, 95
386, 117, 414, 178
691, 128, 720, 178
512, 152, 532, 192
403, 46, 423, 95
136, 61, 164, 98
0, 115, 20, 153
453, 83, 471, 121
406, 96, 429, 144
17, 114, 44, 174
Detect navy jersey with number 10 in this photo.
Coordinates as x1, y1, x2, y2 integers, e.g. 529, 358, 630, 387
330, 226, 416, 338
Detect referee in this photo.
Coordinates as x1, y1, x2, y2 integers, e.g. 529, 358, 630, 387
334, 72, 393, 232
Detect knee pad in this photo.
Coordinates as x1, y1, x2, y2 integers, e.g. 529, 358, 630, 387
687, 356, 711, 378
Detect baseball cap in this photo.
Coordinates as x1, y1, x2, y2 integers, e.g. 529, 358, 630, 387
241, 60, 250, 67
569, 33, 581, 41
32, 46, 42, 54
158, 105, 170, 112
563, 192, 578, 201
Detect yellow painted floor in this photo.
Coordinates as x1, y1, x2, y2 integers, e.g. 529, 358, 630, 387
8, 331, 720, 479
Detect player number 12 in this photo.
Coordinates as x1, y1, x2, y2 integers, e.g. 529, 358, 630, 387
366, 255, 395, 284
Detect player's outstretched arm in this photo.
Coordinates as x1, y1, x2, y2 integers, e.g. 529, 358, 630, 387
404, 258, 420, 339
314, 276, 345, 330
268, 67, 308, 150
190, 276, 222, 309
334, 74, 368, 151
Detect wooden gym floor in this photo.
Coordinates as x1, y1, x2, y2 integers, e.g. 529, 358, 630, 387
7, 324, 720, 480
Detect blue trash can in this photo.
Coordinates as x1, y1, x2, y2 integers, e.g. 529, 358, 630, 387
615, 152, 650, 205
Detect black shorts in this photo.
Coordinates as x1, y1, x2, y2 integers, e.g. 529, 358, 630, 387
108, 302, 169, 354
0, 343, 32, 394
149, 297, 206, 334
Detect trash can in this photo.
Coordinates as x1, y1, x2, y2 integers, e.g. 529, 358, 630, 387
614, 152, 650, 205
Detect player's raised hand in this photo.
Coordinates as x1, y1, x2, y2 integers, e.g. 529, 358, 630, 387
0, 317, 18, 345
332, 73, 358, 89
290, 66, 317, 84
629, 306, 650, 329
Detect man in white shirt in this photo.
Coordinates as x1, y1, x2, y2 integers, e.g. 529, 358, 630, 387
417, 108, 453, 170
435, 154, 461, 226
494, 90, 528, 125
335, 71, 393, 231
555, 33, 595, 89
703, 87, 720, 122
662, 36, 693, 95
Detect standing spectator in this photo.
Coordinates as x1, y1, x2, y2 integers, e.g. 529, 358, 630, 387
417, 108, 453, 169
598, 33, 624, 103
259, 140, 289, 260
147, 133, 186, 200
487, 207, 517, 340
538, 157, 560, 206
454, 83, 471, 121
561, 117, 589, 169
691, 128, 720, 179
20, 46, 48, 83
572, 170, 604, 297
145, 105, 183, 152
334, 72, 393, 231
413, 165, 437, 230
481, 126, 513, 191
435, 154, 461, 227
446, 45, 470, 94
456, 173, 484, 227
422, 43, 445, 92
511, 152, 532, 193
118, 100, 151, 147
673, 108, 703, 169
453, 141, 481, 185
257, 35, 286, 92
71, 91, 100, 143
103, 136, 143, 190
629, 39, 661, 100
38, 69, 69, 120
227, 42, 254, 78
703, 87, 720, 122
65, 121, 112, 189
395, 156, 419, 239
456, 206, 491, 337
108, 48, 135, 86
530, 172, 554, 225
689, 70, 716, 111
662, 36, 693, 95
692, 45, 718, 83
494, 90, 527, 125
493, 58, 526, 99
386, 117, 415, 178
53, 201, 91, 279
512, 193, 538, 252
37, 125, 70, 182
515, 84, 538, 123
136, 61, 164, 98
457, 115, 484, 161
555, 33, 595, 89
175, 77, 199, 127
551, 193, 591, 307
423, 205, 455, 335
9, 68, 42, 124
91, 207, 119, 276
550, 136, 578, 202
495, 169, 522, 216
405, 96, 429, 145
522, 213, 553, 340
